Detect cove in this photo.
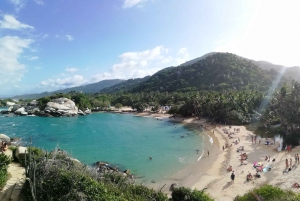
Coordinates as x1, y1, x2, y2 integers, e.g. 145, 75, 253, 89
0, 111, 211, 183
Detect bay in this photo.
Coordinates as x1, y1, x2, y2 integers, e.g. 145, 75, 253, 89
0, 110, 211, 183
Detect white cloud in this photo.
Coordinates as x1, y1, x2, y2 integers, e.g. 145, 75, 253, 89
90, 46, 190, 83
65, 35, 74, 41
112, 46, 167, 72
65, 67, 78, 73
8, 0, 26, 12
0, 36, 33, 86
28, 56, 38, 61
41, 75, 87, 88
34, 0, 44, 5
123, 0, 147, 8
38, 46, 190, 92
42, 34, 49, 39
0, 15, 34, 30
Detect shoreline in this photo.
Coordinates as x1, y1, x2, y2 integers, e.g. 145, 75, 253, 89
127, 111, 227, 195
127, 111, 300, 201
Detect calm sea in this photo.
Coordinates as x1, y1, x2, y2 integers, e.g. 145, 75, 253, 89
0, 109, 211, 183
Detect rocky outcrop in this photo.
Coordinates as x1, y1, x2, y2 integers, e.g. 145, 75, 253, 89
44, 98, 78, 116
0, 134, 10, 143
6, 101, 16, 107
1, 98, 91, 117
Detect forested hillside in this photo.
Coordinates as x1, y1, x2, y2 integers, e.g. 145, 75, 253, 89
131, 53, 285, 93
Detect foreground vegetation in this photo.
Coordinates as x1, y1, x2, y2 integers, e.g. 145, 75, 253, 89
22, 147, 212, 201
0, 154, 11, 189
18, 147, 300, 200
234, 185, 300, 201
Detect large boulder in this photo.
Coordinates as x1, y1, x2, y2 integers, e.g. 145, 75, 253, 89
45, 98, 78, 115
29, 100, 38, 106
15, 146, 28, 160
84, 108, 91, 114
14, 107, 26, 114
12, 104, 21, 112
0, 134, 10, 143
6, 101, 15, 107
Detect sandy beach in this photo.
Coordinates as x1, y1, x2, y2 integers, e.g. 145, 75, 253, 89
127, 110, 300, 200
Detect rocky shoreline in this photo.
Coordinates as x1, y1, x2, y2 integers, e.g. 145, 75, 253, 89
1, 98, 91, 117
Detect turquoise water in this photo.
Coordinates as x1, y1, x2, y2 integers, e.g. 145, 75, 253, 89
0, 110, 210, 183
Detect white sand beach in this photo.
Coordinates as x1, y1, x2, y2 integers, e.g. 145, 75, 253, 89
131, 111, 300, 200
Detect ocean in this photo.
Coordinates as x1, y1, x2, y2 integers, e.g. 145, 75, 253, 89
0, 109, 212, 184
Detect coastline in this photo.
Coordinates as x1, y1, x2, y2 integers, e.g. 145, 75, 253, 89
126, 111, 227, 195
5, 109, 300, 200
126, 111, 300, 201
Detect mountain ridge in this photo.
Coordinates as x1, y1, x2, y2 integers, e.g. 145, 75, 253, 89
8, 52, 300, 99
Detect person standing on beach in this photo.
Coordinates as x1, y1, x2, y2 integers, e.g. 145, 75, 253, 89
208, 150, 209, 156
231, 171, 235, 183
286, 159, 289, 169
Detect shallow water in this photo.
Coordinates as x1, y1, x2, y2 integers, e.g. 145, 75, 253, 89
0, 111, 211, 183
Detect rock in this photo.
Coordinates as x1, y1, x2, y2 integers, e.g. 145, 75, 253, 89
84, 108, 91, 114
12, 104, 21, 112
45, 98, 78, 115
0, 134, 10, 143
1, 110, 10, 114
8, 106, 13, 112
6, 101, 15, 107
15, 146, 28, 160
78, 110, 85, 116
29, 100, 38, 106
21, 111, 28, 116
170, 183, 179, 191
14, 107, 25, 114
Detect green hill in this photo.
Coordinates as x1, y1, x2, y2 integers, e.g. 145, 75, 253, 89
130, 52, 285, 93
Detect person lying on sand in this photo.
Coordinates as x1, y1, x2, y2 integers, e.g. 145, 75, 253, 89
227, 165, 232, 172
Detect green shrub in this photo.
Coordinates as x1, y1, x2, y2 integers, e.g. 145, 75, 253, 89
171, 187, 213, 201
22, 147, 168, 201
235, 185, 298, 201
0, 154, 11, 188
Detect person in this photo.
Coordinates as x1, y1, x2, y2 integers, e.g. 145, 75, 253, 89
231, 171, 235, 183
265, 156, 268, 161
256, 171, 261, 178
1, 142, 8, 153
286, 159, 289, 169
149, 156, 152, 160
247, 173, 253, 181
207, 150, 209, 156
227, 165, 232, 172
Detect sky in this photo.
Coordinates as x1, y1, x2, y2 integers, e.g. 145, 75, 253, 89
0, 0, 300, 97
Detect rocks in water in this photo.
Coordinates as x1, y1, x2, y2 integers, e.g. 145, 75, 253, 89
78, 109, 85, 116
84, 108, 91, 114
2, 98, 91, 117
45, 98, 78, 116
6, 101, 16, 107
15, 146, 28, 160
14, 107, 25, 114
